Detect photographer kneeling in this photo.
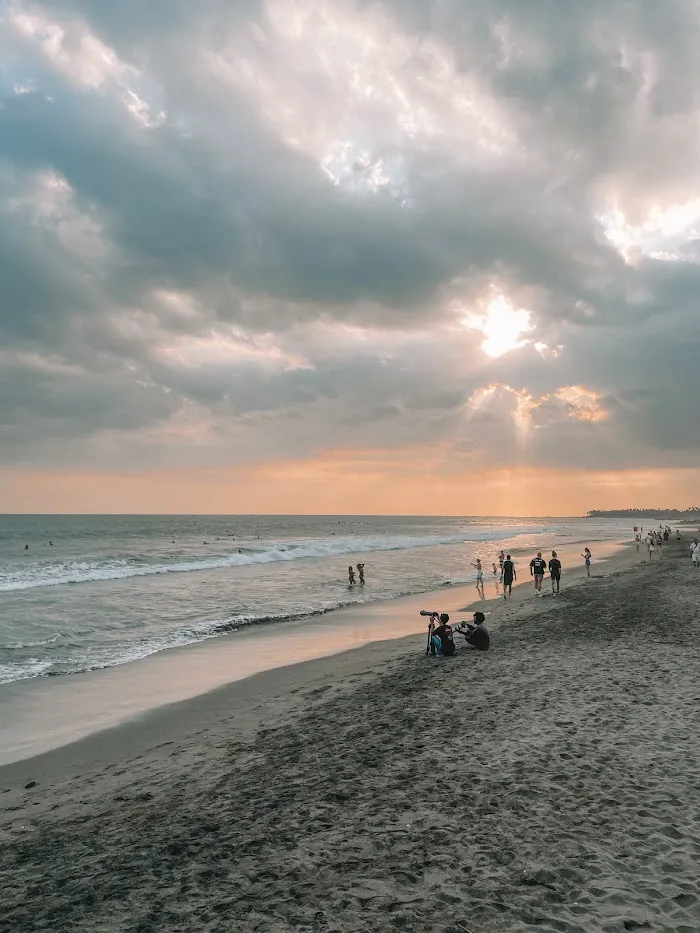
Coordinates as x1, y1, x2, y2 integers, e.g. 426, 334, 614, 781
462, 611, 490, 651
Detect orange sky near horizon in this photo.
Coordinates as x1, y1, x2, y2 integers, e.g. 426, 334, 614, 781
1, 457, 697, 516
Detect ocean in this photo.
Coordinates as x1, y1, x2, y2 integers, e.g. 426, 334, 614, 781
0, 514, 630, 685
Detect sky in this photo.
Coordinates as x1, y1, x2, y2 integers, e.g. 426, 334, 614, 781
1, 0, 699, 515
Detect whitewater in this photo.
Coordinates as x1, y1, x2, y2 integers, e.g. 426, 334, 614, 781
0, 527, 539, 592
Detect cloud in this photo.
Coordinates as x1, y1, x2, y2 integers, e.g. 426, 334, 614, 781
0, 0, 699, 497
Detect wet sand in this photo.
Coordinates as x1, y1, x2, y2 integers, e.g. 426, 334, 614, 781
2, 539, 699, 932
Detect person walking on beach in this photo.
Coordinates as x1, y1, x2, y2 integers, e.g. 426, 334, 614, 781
530, 552, 547, 596
502, 554, 515, 599
498, 550, 505, 573
549, 551, 562, 594
472, 559, 485, 598
692, 542, 700, 569
582, 548, 592, 577
635, 532, 641, 553
348, 565, 356, 585
356, 563, 365, 584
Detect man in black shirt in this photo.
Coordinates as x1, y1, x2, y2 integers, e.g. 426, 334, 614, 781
549, 551, 562, 594
464, 611, 490, 650
530, 551, 547, 596
430, 613, 455, 657
501, 554, 516, 599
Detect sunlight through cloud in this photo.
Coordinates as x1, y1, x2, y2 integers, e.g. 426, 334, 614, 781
464, 297, 533, 358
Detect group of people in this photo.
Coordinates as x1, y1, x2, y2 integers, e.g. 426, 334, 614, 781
428, 611, 490, 656
347, 563, 365, 585
426, 542, 599, 659
471, 548, 573, 600
635, 526, 675, 557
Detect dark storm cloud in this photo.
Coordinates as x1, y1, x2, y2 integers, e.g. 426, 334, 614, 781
1, 0, 699, 472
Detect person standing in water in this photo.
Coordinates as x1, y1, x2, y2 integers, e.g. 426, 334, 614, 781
348, 565, 356, 585
472, 559, 485, 598
502, 554, 516, 599
582, 548, 592, 577
549, 551, 562, 594
498, 550, 505, 573
357, 563, 365, 584
530, 552, 547, 596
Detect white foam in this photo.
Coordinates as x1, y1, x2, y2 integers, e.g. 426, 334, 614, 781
4, 633, 61, 650
0, 526, 546, 592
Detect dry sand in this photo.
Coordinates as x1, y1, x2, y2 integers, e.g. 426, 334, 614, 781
2, 540, 699, 932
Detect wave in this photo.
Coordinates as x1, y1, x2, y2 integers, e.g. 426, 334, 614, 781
4, 633, 62, 650
0, 526, 546, 592
0, 594, 404, 684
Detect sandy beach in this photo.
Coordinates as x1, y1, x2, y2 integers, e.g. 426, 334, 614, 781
2, 538, 699, 932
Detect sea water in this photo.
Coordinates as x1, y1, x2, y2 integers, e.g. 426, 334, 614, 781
0, 514, 629, 685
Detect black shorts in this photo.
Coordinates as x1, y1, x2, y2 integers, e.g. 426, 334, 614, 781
551, 573, 561, 581
503, 575, 513, 586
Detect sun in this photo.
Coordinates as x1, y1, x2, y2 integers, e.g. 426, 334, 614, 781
464, 297, 533, 358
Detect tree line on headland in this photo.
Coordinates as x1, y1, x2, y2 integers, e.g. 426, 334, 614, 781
586, 508, 700, 518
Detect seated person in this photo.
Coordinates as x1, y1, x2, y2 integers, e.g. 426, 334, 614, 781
430, 613, 455, 657
464, 611, 490, 651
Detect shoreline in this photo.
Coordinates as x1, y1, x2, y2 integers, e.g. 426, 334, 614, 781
1, 536, 631, 778
2, 536, 698, 932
